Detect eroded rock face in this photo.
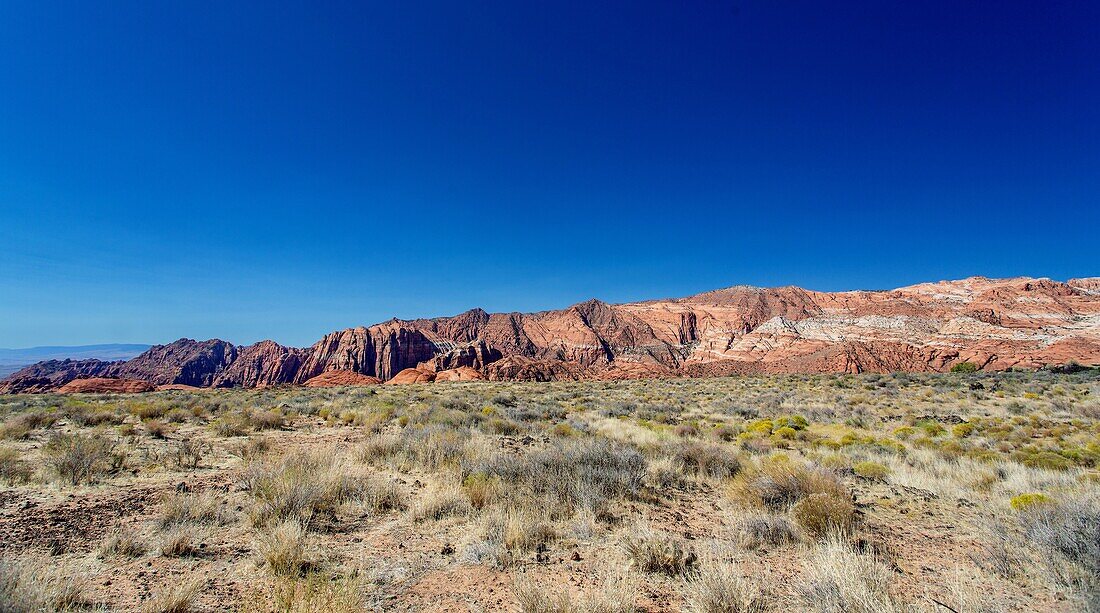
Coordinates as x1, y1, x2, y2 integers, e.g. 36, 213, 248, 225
214, 340, 305, 388
302, 370, 383, 387
3, 276, 1098, 392
112, 339, 238, 387
56, 378, 155, 394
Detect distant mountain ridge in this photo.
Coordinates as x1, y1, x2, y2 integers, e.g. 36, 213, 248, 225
2, 276, 1099, 393
0, 344, 151, 379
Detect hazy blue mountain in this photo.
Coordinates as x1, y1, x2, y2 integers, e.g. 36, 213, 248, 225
0, 344, 150, 378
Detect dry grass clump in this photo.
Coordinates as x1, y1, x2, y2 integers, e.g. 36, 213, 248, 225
238, 574, 369, 612
356, 433, 401, 464
410, 482, 472, 522
731, 459, 848, 511
213, 413, 250, 437
506, 510, 557, 553
0, 446, 33, 484
621, 522, 696, 576
672, 442, 742, 479
157, 491, 234, 529
0, 410, 56, 439
799, 536, 900, 613
0, 553, 92, 612
159, 526, 202, 557
246, 409, 286, 431
141, 577, 201, 613
513, 567, 636, 613
42, 431, 126, 485
99, 526, 148, 558
462, 472, 504, 509
791, 492, 855, 538
737, 513, 798, 550
256, 519, 311, 576
1018, 491, 1100, 604
358, 476, 405, 514
684, 544, 766, 613
241, 449, 364, 527
463, 438, 646, 515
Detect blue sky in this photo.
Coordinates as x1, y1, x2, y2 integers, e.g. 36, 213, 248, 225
1, 1, 1097, 348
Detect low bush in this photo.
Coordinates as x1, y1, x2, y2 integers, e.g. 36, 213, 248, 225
43, 432, 126, 485
463, 472, 503, 509
791, 492, 855, 538
732, 460, 848, 511
852, 461, 889, 481
0, 411, 56, 440
0, 446, 33, 484
462, 438, 646, 516
738, 513, 798, 550
1009, 492, 1052, 512
673, 442, 742, 479
241, 450, 364, 527
1019, 493, 1100, 601
622, 523, 696, 576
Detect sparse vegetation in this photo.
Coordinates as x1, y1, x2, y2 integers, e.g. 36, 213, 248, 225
0, 369, 1097, 610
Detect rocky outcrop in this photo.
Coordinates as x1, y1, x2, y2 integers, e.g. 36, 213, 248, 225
214, 340, 304, 388
386, 367, 437, 384
302, 370, 383, 387
0, 358, 116, 393
434, 366, 486, 382
57, 378, 155, 394
111, 339, 238, 387
3, 276, 1098, 393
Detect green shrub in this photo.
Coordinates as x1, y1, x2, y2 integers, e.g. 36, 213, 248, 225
952, 422, 975, 438
951, 361, 979, 373
1010, 493, 1053, 512
852, 461, 889, 481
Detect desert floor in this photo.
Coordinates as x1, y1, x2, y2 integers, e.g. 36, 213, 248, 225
1, 371, 1098, 612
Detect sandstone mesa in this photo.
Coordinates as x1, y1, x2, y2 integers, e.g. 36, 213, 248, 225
3, 276, 1098, 393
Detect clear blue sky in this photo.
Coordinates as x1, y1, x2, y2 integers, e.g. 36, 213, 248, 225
1, 1, 1097, 348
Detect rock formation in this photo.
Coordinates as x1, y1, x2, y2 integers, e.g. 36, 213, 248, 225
302, 370, 383, 387
56, 378, 155, 394
434, 366, 486, 382
3, 276, 1098, 393
385, 367, 437, 384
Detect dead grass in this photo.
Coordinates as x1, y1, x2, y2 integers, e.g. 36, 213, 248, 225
43, 431, 126, 485
241, 449, 364, 527
621, 522, 696, 576
0, 553, 92, 612
256, 519, 311, 576
98, 526, 148, 558
799, 535, 900, 613
410, 481, 472, 522
684, 544, 766, 613
141, 577, 201, 613
238, 574, 370, 612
